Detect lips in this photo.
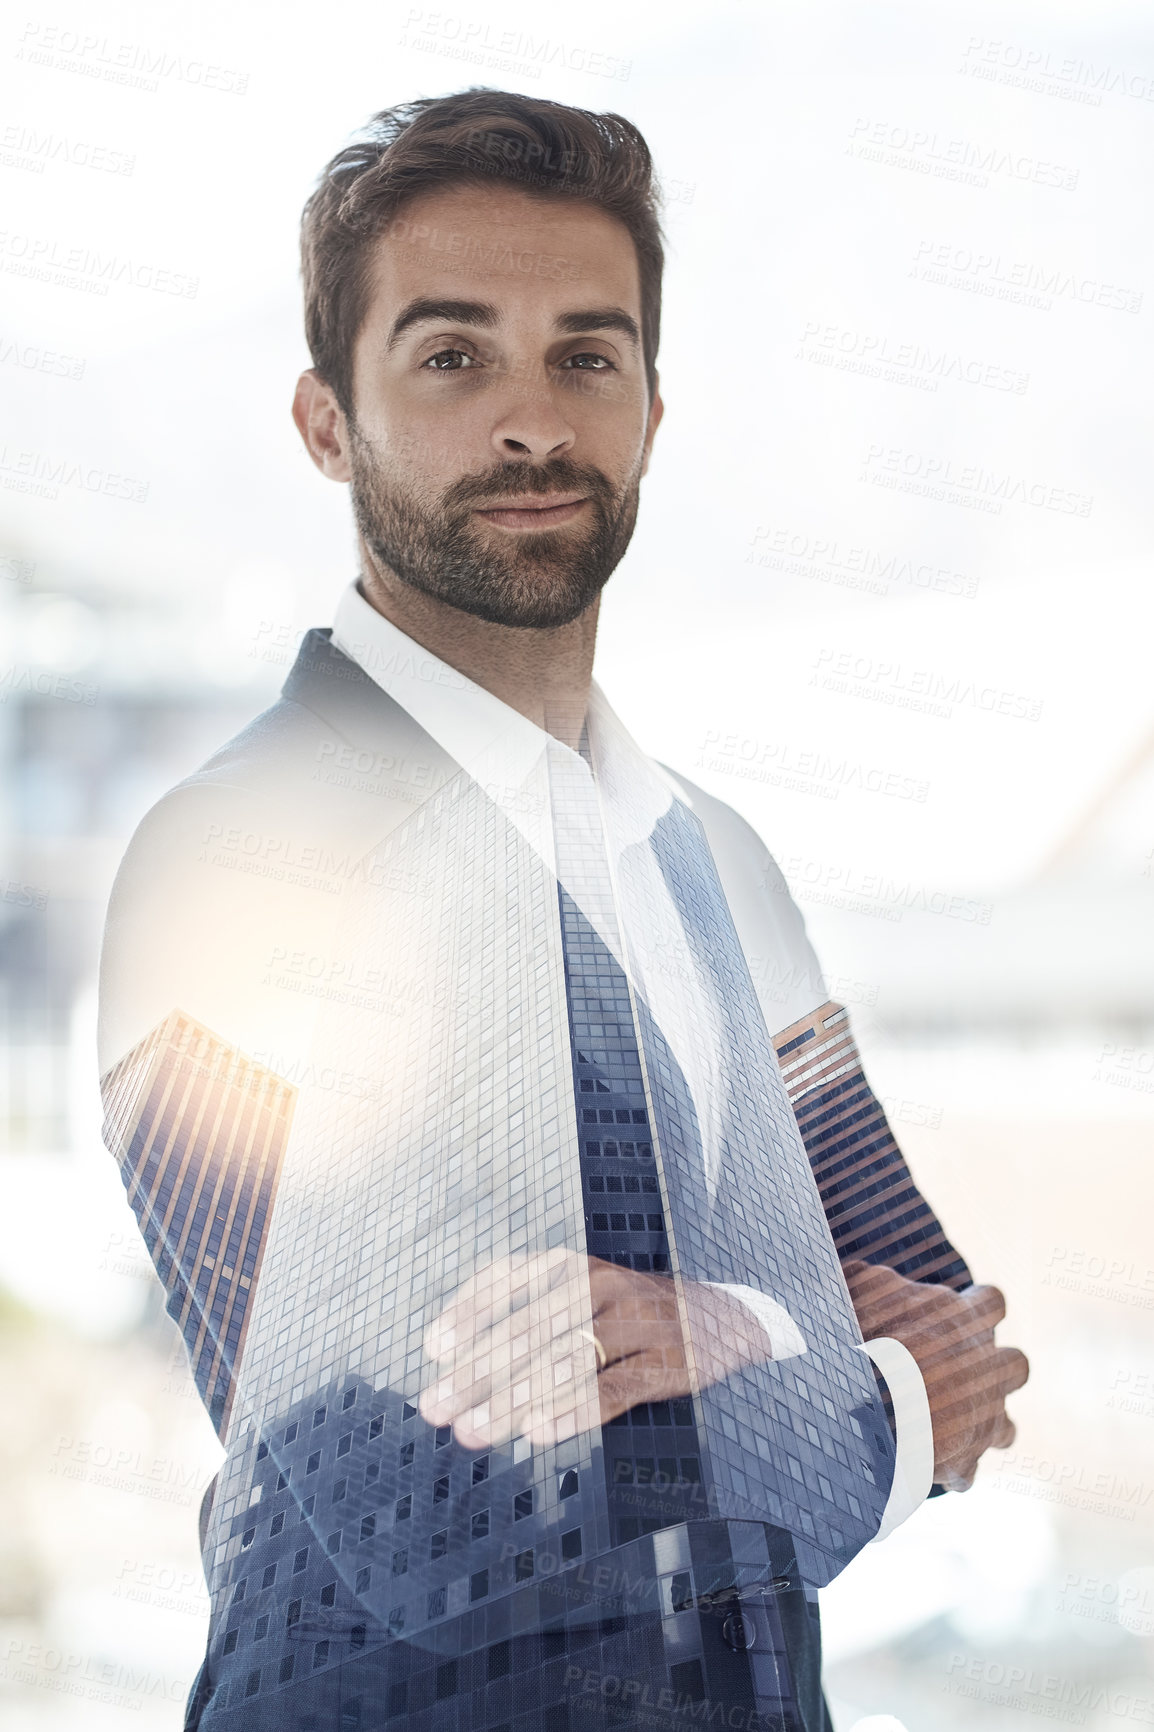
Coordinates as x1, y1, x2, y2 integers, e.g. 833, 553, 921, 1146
473, 495, 588, 529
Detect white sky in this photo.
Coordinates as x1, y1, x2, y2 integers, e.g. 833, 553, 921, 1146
3, 0, 1153, 900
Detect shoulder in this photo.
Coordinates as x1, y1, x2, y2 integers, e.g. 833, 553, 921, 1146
97, 668, 442, 1075
658, 766, 793, 893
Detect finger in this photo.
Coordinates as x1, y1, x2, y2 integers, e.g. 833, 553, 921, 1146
472, 1296, 591, 1391
423, 1255, 523, 1362
957, 1283, 1007, 1329
591, 1274, 681, 1332
928, 1377, 1024, 1442
596, 1355, 690, 1424
842, 1261, 912, 1310
423, 1304, 598, 1427
924, 1348, 1026, 1428
521, 1362, 602, 1447
595, 1311, 685, 1370
426, 1248, 583, 1361
994, 1345, 1030, 1394
455, 1326, 604, 1449
990, 1413, 1016, 1450
419, 1365, 497, 1428
427, 1254, 589, 1379
499, 1348, 604, 1451
451, 1376, 535, 1450
928, 1346, 1028, 1421
421, 1317, 539, 1427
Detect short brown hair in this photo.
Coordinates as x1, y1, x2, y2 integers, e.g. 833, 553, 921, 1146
300, 88, 664, 416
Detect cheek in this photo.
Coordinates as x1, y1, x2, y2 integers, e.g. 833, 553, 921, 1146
385, 402, 491, 477
583, 402, 651, 472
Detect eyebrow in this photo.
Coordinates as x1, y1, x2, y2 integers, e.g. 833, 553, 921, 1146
385, 297, 641, 352
555, 306, 641, 348
386, 298, 499, 350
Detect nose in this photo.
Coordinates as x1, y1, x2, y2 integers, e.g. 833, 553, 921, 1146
489, 377, 577, 463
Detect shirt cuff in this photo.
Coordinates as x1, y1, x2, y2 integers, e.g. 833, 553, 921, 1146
709, 1283, 807, 1361
857, 1334, 935, 1541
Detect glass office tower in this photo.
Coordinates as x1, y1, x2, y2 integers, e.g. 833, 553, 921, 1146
117, 721, 902, 1732
101, 1010, 297, 1434
774, 1002, 971, 1291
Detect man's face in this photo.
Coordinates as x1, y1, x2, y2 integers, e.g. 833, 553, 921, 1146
340, 183, 661, 629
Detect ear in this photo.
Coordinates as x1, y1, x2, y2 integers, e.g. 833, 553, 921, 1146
292, 370, 353, 482
640, 374, 664, 477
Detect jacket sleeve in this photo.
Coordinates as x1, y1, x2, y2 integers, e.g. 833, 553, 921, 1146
772, 1000, 972, 1290
659, 764, 973, 1291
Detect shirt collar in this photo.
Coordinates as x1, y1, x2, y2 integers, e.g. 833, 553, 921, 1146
331, 580, 582, 787
330, 580, 692, 833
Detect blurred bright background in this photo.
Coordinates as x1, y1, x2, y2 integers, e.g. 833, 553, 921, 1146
1, 0, 1152, 1724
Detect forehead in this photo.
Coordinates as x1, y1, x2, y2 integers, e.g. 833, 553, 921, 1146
358, 182, 642, 332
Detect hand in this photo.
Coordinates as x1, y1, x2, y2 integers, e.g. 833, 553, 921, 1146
842, 1259, 1029, 1491
419, 1250, 778, 1449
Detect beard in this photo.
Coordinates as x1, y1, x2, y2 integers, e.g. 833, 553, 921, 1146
346, 424, 642, 630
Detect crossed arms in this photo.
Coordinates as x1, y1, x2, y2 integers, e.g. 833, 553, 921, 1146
421, 1002, 1028, 1500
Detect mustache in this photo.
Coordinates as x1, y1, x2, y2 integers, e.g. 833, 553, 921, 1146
442, 459, 616, 512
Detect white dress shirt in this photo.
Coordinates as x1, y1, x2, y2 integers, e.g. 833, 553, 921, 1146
331, 580, 933, 1534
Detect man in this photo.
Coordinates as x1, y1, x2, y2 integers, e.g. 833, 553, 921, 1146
99, 91, 1027, 1732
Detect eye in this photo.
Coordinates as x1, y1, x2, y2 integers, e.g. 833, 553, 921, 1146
561, 353, 615, 371
421, 348, 477, 371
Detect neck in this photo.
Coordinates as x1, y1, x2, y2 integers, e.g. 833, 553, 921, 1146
357, 540, 599, 751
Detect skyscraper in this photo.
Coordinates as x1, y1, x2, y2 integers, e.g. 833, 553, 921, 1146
158, 694, 900, 1730
773, 1002, 971, 1291
100, 1010, 297, 1434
